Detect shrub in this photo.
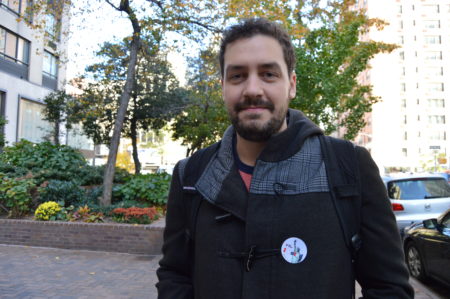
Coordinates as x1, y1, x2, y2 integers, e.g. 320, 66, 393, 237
111, 206, 160, 224
67, 205, 104, 223
115, 173, 171, 206
34, 201, 65, 221
0, 140, 87, 184
38, 180, 86, 206
0, 173, 36, 218
0, 162, 29, 178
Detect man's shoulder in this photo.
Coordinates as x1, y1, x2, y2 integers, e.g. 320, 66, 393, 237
177, 141, 222, 183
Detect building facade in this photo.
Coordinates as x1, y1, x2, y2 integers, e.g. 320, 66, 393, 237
354, 0, 450, 173
0, 0, 69, 145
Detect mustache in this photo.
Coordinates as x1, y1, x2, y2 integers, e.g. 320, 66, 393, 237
234, 98, 274, 112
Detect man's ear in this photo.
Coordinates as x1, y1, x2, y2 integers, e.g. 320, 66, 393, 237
289, 72, 297, 100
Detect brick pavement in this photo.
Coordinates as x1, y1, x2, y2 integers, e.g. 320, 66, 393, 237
0, 245, 159, 298
0, 244, 445, 298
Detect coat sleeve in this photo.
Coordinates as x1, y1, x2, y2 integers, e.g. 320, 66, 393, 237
354, 146, 414, 299
156, 162, 194, 299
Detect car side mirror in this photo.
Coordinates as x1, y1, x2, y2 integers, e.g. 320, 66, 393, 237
423, 218, 439, 229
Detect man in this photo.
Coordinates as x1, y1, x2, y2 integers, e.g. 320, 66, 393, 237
157, 18, 413, 299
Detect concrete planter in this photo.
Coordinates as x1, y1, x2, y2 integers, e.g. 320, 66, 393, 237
0, 217, 165, 255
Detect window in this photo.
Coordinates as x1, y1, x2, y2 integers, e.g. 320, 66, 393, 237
427, 99, 445, 108
424, 35, 441, 44
424, 51, 442, 60
43, 51, 58, 79
398, 35, 404, 44
45, 14, 57, 38
424, 67, 443, 76
387, 178, 450, 200
399, 20, 403, 29
18, 98, 52, 143
422, 4, 439, 14
399, 51, 405, 60
428, 115, 445, 124
402, 148, 407, 157
0, 0, 30, 16
398, 5, 402, 13
403, 131, 408, 140
423, 20, 440, 29
0, 90, 5, 122
403, 115, 407, 124
426, 83, 444, 92
401, 99, 406, 108
401, 67, 405, 76
0, 27, 30, 65
428, 131, 446, 140
401, 83, 406, 92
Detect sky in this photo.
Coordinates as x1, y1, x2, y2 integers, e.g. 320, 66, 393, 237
66, 1, 187, 85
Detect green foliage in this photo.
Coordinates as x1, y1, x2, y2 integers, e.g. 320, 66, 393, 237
38, 180, 86, 207
115, 173, 171, 206
41, 90, 77, 145
0, 162, 29, 178
76, 36, 186, 167
172, 48, 228, 155
0, 173, 36, 218
0, 140, 87, 184
293, 12, 397, 139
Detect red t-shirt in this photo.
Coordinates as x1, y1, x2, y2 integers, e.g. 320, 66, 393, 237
239, 170, 253, 191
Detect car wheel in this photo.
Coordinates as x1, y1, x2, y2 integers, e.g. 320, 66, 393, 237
405, 242, 427, 281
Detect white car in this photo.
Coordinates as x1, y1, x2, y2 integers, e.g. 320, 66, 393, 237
383, 174, 450, 232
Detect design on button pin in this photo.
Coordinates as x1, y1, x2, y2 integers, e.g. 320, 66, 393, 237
281, 237, 307, 264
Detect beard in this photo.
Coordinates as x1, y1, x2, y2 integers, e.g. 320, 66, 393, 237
228, 97, 287, 142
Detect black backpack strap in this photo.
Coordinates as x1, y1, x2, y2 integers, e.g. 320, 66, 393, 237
319, 135, 362, 258
178, 142, 221, 257
319, 135, 362, 299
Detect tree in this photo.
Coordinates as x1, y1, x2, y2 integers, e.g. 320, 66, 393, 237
172, 0, 397, 149
292, 10, 397, 139
41, 90, 76, 145
172, 48, 228, 156
78, 36, 185, 174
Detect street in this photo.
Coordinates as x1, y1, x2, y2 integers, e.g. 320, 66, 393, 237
0, 244, 448, 298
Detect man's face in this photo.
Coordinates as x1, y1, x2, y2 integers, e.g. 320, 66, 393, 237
221, 34, 296, 142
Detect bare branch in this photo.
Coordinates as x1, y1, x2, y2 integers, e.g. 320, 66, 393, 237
104, 0, 121, 11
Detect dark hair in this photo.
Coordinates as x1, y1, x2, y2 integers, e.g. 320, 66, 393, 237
219, 18, 296, 77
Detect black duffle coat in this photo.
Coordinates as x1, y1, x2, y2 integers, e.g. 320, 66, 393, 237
156, 109, 414, 299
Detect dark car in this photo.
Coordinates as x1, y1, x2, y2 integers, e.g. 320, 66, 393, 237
403, 209, 450, 286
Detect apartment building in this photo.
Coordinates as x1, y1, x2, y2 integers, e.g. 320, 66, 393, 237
0, 0, 69, 145
354, 0, 450, 173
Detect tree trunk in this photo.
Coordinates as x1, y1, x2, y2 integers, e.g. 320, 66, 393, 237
100, 5, 141, 206
131, 115, 141, 175
54, 120, 60, 145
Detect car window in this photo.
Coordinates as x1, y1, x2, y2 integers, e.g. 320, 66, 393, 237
387, 178, 450, 199
441, 213, 450, 229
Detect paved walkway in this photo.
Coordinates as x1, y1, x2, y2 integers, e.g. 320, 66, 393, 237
0, 244, 445, 298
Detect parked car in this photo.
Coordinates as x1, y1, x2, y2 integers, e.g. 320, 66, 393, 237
383, 174, 450, 232
403, 209, 450, 286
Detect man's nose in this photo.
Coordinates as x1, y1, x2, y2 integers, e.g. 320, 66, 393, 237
243, 74, 263, 98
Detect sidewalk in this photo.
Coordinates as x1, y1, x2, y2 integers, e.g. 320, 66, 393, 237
0, 244, 444, 298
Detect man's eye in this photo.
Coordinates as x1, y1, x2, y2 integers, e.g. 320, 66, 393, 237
229, 74, 243, 81
262, 72, 277, 79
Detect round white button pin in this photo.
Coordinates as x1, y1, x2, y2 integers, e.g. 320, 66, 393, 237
281, 237, 308, 264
